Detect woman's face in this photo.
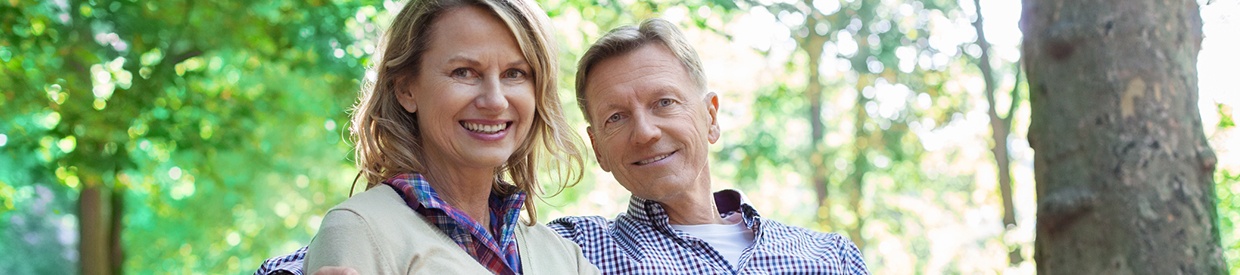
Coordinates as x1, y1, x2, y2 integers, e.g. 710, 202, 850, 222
397, 6, 536, 173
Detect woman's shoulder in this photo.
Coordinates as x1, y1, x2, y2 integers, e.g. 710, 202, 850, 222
331, 185, 403, 213
517, 222, 601, 274
316, 185, 412, 234
308, 185, 488, 274
520, 221, 585, 249
317, 185, 425, 237
520, 221, 565, 238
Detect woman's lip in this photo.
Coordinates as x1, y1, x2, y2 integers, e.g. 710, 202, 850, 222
460, 120, 512, 141
460, 119, 510, 124
461, 121, 510, 133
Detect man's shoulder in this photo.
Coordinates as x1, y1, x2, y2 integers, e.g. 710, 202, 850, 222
548, 214, 620, 240
758, 218, 860, 251
754, 218, 869, 273
546, 215, 613, 234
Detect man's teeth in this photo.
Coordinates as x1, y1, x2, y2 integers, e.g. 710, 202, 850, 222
463, 122, 506, 134
636, 152, 672, 165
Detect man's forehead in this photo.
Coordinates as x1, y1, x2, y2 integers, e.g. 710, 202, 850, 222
585, 53, 688, 94
588, 86, 679, 107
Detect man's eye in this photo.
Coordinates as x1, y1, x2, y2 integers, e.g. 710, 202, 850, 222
657, 98, 674, 107
606, 113, 623, 123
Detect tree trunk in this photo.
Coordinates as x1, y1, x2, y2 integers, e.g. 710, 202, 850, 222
80, 183, 124, 275
1022, 0, 1226, 273
800, 8, 834, 231
844, 128, 868, 249
972, 0, 1022, 265
109, 185, 125, 275
80, 186, 112, 275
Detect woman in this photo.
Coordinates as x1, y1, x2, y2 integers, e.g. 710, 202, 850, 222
303, 0, 595, 274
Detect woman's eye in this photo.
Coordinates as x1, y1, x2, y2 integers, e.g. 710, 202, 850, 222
503, 69, 527, 79
451, 68, 475, 78
657, 98, 674, 107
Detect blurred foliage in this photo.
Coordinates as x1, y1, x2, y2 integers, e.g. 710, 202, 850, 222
1, 0, 1235, 274
1218, 168, 1240, 275
1215, 104, 1238, 274
1, 0, 381, 273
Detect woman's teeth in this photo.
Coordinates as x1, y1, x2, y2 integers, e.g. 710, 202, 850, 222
463, 122, 506, 134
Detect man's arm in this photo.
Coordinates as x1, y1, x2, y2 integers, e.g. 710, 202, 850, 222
254, 247, 359, 275
255, 247, 307, 275
831, 233, 870, 274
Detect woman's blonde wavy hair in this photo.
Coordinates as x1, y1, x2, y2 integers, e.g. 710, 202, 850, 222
349, 0, 584, 224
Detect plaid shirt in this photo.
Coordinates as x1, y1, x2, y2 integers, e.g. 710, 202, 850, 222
547, 190, 869, 274
257, 189, 868, 275
257, 173, 525, 275
256, 246, 307, 275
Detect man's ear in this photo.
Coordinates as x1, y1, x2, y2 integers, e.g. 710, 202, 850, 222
705, 92, 720, 144
395, 78, 418, 113
587, 126, 610, 172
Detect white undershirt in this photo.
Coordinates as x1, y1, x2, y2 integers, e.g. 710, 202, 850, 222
669, 213, 756, 269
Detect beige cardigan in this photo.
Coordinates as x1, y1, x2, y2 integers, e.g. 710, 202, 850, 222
305, 185, 599, 274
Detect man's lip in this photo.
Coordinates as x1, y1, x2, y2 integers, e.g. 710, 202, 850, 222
632, 150, 677, 166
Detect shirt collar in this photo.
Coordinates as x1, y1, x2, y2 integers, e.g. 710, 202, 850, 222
712, 189, 761, 228
626, 189, 762, 232
383, 173, 527, 225
383, 173, 526, 274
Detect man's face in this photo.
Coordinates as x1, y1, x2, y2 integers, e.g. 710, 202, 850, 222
583, 43, 719, 202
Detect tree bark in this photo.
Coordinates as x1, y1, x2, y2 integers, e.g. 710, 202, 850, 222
109, 186, 125, 275
1022, 0, 1226, 273
80, 186, 113, 275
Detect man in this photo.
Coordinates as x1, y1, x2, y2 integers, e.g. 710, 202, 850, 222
545, 18, 866, 274
258, 18, 867, 275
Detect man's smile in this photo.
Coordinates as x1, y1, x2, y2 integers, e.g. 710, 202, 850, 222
633, 150, 677, 166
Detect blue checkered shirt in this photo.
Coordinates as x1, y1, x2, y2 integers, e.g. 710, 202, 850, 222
256, 246, 307, 275
547, 190, 869, 274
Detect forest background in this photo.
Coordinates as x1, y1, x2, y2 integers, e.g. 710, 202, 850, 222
1, 0, 1237, 274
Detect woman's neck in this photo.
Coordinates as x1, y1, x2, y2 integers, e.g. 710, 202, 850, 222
422, 161, 496, 228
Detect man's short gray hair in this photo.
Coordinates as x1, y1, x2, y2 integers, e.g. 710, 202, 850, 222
574, 18, 706, 124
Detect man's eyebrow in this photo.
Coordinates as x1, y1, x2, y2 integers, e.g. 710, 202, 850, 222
653, 87, 679, 97
594, 101, 622, 115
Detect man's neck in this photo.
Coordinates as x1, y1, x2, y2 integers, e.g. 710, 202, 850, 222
661, 190, 726, 225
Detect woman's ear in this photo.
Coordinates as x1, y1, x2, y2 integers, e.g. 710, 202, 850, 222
395, 79, 418, 113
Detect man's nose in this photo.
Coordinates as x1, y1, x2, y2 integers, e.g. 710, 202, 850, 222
629, 113, 661, 145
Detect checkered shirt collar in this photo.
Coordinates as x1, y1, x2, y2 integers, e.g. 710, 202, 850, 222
383, 173, 527, 275
625, 189, 762, 231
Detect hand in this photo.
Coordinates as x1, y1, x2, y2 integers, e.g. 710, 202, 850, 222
312, 266, 359, 275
